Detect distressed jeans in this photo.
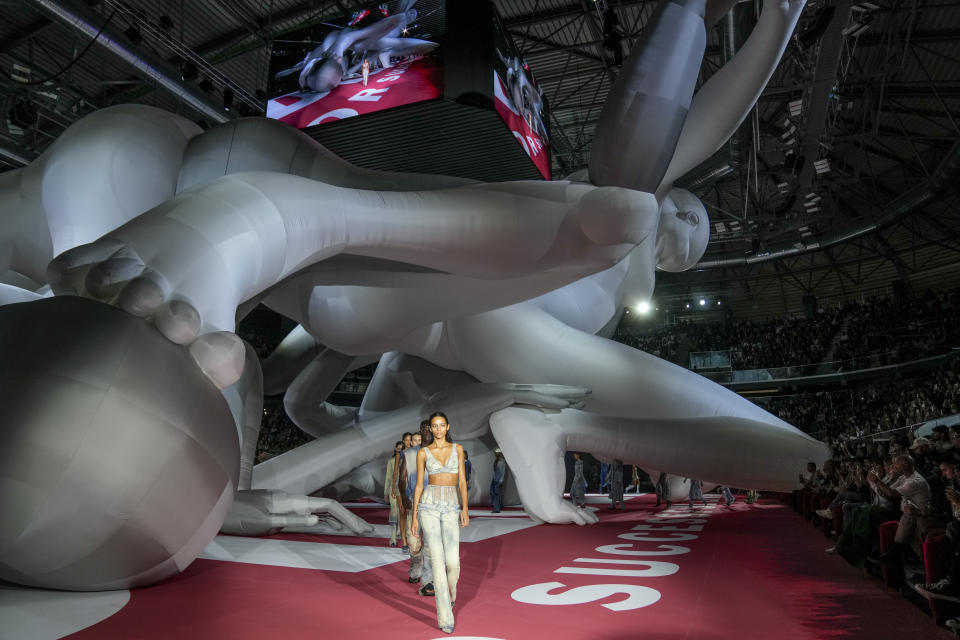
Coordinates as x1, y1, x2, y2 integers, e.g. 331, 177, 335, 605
419, 485, 461, 631
405, 511, 430, 581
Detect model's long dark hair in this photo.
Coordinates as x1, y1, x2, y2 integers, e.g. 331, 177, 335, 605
428, 411, 453, 443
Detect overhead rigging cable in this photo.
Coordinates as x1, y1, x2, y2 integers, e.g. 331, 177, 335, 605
17, 8, 119, 86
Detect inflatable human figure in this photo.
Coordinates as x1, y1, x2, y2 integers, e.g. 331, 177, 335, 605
273, 0, 436, 93
0, 0, 822, 590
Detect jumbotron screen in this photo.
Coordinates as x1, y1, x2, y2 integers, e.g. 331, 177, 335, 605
267, 0, 445, 129
492, 13, 550, 180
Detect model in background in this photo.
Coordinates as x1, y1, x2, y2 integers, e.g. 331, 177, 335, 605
404, 422, 426, 575
719, 485, 736, 507
384, 441, 404, 546
656, 472, 672, 508
571, 453, 587, 508
609, 459, 625, 510
490, 449, 507, 513
687, 478, 708, 510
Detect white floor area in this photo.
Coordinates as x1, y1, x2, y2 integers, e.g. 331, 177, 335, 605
284, 513, 541, 544
0, 582, 129, 640
198, 537, 405, 572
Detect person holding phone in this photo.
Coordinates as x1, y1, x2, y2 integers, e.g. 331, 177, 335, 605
872, 453, 931, 566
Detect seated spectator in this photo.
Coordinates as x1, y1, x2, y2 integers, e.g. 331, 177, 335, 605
818, 462, 869, 521
915, 457, 960, 597
799, 462, 817, 490
932, 425, 952, 452
873, 454, 932, 566
828, 458, 901, 561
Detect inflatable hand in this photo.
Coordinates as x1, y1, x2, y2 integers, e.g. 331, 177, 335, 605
221, 489, 374, 537
423, 382, 590, 440
510, 384, 591, 411
489, 406, 600, 526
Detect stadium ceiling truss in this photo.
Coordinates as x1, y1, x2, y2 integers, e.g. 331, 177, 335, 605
0, 0, 958, 313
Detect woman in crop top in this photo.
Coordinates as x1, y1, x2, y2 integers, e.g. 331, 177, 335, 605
411, 411, 469, 634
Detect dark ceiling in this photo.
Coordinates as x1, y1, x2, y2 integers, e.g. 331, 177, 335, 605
1, 0, 958, 317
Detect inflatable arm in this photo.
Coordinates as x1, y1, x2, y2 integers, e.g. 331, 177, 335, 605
659, 0, 806, 191
251, 382, 588, 496
490, 406, 829, 524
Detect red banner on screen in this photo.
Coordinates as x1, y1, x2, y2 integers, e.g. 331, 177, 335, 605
494, 71, 551, 180
266, 56, 442, 129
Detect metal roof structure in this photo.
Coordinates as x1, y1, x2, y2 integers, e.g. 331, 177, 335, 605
1, 0, 958, 317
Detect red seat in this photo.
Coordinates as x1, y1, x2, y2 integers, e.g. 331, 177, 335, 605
920, 533, 955, 624
880, 525, 957, 623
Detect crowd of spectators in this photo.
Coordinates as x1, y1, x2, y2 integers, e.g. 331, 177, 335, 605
256, 396, 313, 461
760, 357, 960, 440
615, 286, 960, 373
832, 287, 960, 368
791, 425, 960, 628
613, 325, 680, 363
685, 307, 844, 370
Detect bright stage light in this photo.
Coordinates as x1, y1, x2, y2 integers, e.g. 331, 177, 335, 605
636, 301, 650, 314
699, 298, 706, 306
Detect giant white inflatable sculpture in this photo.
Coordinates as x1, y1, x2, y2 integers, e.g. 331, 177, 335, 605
0, 0, 826, 591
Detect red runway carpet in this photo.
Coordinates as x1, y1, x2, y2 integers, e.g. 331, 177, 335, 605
62, 496, 949, 640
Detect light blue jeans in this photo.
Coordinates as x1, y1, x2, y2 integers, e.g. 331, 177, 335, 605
405, 511, 431, 581
419, 485, 462, 631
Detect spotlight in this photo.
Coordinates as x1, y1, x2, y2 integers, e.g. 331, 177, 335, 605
636, 301, 651, 314
717, 300, 721, 306
685, 303, 691, 309
699, 298, 706, 306
180, 61, 198, 82
222, 87, 234, 111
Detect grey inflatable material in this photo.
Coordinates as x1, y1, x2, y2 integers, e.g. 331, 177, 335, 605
0, 297, 238, 590
0, 0, 817, 588
590, 0, 706, 192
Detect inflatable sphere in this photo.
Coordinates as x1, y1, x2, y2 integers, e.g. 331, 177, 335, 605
0, 297, 239, 590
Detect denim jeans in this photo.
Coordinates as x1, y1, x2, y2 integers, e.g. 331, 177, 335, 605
405, 511, 429, 581
419, 485, 461, 631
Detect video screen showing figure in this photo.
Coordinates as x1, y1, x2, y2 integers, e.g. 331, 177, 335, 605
493, 14, 550, 179
267, 0, 444, 129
